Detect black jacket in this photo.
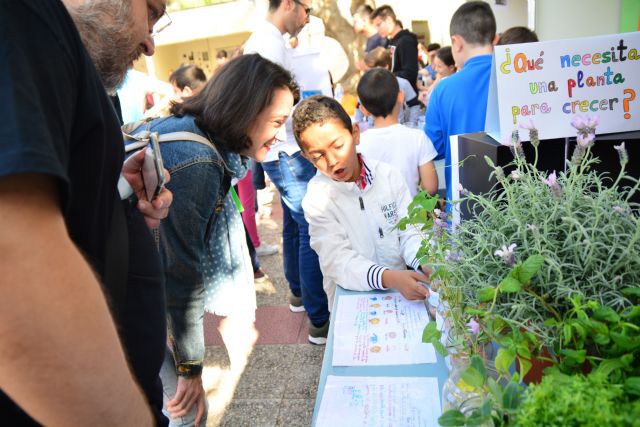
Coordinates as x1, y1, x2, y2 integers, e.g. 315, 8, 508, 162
389, 29, 419, 95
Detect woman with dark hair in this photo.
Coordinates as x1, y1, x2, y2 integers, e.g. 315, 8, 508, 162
128, 54, 299, 427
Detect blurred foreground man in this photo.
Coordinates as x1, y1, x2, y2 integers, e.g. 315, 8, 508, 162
0, 0, 172, 425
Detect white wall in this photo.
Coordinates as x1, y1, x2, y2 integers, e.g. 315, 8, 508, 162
490, 0, 529, 33
535, 0, 621, 41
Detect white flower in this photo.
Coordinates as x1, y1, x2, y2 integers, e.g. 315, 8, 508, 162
434, 208, 442, 217
510, 170, 522, 180
494, 243, 517, 266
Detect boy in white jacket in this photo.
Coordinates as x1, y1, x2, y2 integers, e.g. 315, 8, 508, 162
293, 95, 430, 308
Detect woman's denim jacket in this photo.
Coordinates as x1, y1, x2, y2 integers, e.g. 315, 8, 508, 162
130, 115, 241, 375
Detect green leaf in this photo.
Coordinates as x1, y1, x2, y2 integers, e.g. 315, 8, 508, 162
595, 357, 629, 377
572, 322, 587, 341
518, 357, 532, 378
470, 355, 488, 384
621, 287, 640, 298
422, 321, 441, 343
517, 254, 545, 283
396, 218, 409, 231
465, 307, 487, 316
499, 276, 523, 293
593, 333, 611, 346
461, 366, 485, 389
495, 347, 516, 375
466, 409, 492, 426
477, 287, 496, 302
624, 377, 640, 396
502, 381, 522, 411
486, 377, 503, 404
484, 155, 495, 168
438, 409, 466, 426
543, 318, 558, 327
433, 340, 448, 357
563, 324, 573, 346
593, 306, 621, 323
623, 306, 640, 319
610, 331, 639, 351
560, 348, 586, 363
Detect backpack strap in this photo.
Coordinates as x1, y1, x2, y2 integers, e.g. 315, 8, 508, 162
124, 130, 231, 174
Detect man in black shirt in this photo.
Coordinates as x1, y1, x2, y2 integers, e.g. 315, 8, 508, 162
371, 5, 420, 96
0, 0, 172, 425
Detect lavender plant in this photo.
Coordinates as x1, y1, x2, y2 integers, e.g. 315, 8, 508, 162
402, 116, 640, 372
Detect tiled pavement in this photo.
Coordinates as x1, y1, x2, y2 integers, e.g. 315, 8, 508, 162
203, 185, 324, 426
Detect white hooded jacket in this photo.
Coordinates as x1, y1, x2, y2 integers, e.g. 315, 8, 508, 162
302, 157, 423, 308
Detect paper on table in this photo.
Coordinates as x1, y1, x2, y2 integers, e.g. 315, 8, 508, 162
316, 375, 441, 427
332, 293, 437, 366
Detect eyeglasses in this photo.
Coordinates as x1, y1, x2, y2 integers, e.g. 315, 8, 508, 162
293, 0, 312, 16
151, 11, 172, 38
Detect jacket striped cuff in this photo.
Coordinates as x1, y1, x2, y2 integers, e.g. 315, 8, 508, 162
410, 258, 421, 271
367, 264, 387, 290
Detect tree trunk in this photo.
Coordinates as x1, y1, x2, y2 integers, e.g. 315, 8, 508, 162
312, 0, 374, 93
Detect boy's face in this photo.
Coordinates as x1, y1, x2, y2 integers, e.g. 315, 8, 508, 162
300, 119, 361, 182
373, 16, 394, 38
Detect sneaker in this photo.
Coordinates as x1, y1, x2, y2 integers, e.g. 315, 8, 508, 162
308, 320, 330, 345
256, 243, 278, 257
289, 294, 306, 313
254, 268, 268, 284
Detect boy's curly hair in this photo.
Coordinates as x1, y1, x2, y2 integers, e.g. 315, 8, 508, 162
292, 95, 352, 149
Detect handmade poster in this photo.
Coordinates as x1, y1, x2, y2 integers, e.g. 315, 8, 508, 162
332, 293, 436, 366
485, 32, 640, 141
316, 376, 441, 427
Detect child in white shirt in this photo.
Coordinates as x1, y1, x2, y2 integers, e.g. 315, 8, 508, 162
357, 67, 438, 197
293, 95, 430, 308
364, 47, 421, 125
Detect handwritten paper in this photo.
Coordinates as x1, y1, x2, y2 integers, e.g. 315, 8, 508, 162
486, 32, 640, 140
332, 293, 436, 366
316, 376, 441, 427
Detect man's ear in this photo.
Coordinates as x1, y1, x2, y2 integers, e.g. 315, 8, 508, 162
352, 122, 360, 146
358, 104, 370, 117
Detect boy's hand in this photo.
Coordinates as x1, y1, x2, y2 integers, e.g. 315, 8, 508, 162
381, 269, 429, 300
419, 265, 433, 277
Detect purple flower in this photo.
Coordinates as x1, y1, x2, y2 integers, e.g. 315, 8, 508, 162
542, 171, 557, 187
571, 115, 587, 131
519, 119, 536, 130
434, 208, 442, 217
467, 319, 480, 335
586, 115, 600, 128
457, 183, 469, 196
576, 133, 595, 147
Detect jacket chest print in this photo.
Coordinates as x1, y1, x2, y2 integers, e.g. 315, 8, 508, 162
379, 201, 398, 226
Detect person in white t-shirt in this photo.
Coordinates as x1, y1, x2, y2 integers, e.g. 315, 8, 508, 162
357, 68, 438, 197
360, 47, 421, 125
243, 0, 331, 345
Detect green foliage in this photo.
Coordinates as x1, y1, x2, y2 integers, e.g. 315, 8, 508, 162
514, 371, 640, 427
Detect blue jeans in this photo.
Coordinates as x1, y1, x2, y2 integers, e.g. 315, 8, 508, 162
262, 151, 329, 326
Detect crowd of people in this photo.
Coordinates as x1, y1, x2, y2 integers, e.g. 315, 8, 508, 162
1, 0, 540, 425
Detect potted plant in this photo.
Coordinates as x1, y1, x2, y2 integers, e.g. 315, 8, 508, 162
399, 117, 640, 423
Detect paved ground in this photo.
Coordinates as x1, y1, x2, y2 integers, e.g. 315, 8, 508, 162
203, 184, 324, 426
